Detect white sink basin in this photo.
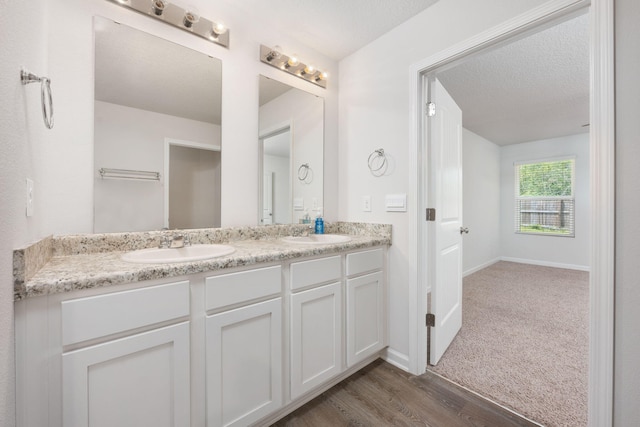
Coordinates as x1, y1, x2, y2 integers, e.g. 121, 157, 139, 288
121, 244, 236, 264
281, 234, 352, 245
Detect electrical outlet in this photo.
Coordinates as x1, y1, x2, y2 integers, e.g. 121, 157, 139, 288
362, 195, 372, 212
26, 178, 34, 217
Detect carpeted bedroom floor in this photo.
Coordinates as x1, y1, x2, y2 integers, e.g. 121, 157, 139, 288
429, 261, 589, 427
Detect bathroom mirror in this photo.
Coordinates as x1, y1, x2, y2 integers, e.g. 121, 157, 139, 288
258, 75, 324, 225
93, 17, 222, 233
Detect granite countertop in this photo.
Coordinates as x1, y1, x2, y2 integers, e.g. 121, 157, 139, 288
14, 222, 391, 301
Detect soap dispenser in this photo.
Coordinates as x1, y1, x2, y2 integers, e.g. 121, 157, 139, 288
314, 208, 324, 234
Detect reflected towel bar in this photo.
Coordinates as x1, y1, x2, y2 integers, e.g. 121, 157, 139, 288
99, 168, 160, 181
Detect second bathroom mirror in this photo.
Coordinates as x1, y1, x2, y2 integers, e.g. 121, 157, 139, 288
258, 75, 324, 225
93, 16, 222, 233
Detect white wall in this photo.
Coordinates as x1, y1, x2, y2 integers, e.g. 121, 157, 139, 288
462, 129, 501, 275
614, 0, 640, 423
94, 101, 220, 232
338, 0, 549, 367
259, 88, 324, 223
0, 1, 48, 424
499, 134, 590, 269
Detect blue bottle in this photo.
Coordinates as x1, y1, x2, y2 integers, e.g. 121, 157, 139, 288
314, 210, 324, 234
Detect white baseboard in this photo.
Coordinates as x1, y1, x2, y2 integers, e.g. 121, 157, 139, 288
382, 347, 410, 372
463, 258, 501, 277
500, 256, 590, 272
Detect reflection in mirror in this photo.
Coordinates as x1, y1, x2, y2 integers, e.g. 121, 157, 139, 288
93, 17, 222, 233
258, 76, 324, 225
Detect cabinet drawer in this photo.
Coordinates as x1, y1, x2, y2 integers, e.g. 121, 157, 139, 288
346, 248, 384, 276
62, 281, 190, 346
206, 265, 281, 311
290, 256, 341, 291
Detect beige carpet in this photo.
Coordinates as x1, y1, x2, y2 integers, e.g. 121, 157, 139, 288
429, 261, 589, 427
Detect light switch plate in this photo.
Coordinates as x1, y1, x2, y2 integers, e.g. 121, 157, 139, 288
362, 195, 372, 212
385, 193, 407, 212
26, 178, 34, 217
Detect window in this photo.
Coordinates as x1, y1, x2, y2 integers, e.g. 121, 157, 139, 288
515, 158, 575, 237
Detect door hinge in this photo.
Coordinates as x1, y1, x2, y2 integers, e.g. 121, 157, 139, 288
426, 313, 435, 327
426, 102, 436, 117
426, 208, 436, 221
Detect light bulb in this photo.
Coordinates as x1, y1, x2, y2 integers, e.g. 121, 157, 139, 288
315, 71, 328, 82
301, 64, 315, 76
285, 54, 299, 68
183, 7, 200, 28
211, 21, 227, 37
266, 45, 282, 62
151, 0, 169, 16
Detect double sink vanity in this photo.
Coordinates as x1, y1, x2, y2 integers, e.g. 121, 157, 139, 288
14, 222, 390, 427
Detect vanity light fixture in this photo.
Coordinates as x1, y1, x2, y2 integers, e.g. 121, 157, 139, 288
259, 44, 327, 89
106, 0, 230, 48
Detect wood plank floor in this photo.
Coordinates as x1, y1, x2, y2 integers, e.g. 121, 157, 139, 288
272, 359, 540, 427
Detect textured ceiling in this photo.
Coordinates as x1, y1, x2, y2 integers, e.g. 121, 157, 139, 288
94, 17, 222, 125
222, 0, 439, 61
437, 14, 590, 146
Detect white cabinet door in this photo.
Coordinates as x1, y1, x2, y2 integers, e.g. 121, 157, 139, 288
346, 271, 385, 367
62, 322, 190, 427
290, 282, 342, 399
206, 298, 282, 427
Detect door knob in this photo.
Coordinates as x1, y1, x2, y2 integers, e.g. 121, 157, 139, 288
460, 227, 469, 234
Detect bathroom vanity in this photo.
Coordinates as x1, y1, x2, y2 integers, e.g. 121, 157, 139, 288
14, 223, 390, 427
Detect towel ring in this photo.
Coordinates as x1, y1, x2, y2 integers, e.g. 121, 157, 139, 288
298, 163, 310, 181
21, 69, 54, 129
368, 148, 387, 176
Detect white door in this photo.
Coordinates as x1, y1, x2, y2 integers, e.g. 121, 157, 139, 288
428, 77, 464, 365
262, 172, 273, 224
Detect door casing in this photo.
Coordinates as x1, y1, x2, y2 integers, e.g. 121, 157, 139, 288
407, 1, 614, 426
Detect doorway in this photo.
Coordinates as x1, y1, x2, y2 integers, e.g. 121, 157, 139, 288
164, 138, 221, 229
409, 1, 614, 426
259, 126, 293, 225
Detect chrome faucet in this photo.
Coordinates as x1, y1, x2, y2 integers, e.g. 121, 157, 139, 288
159, 233, 191, 249
302, 224, 315, 237
170, 235, 185, 248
